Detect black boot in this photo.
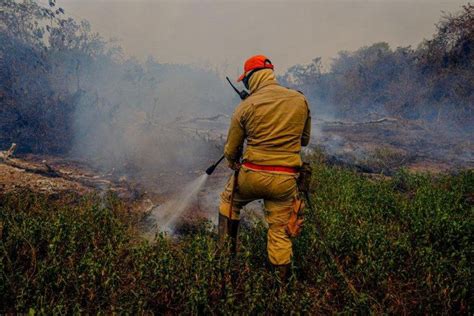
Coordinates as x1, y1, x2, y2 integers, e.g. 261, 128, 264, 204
274, 264, 290, 283
218, 213, 240, 255
273, 263, 291, 295
218, 214, 240, 294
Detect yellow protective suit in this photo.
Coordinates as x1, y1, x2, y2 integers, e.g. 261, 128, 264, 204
224, 69, 311, 168
219, 69, 311, 265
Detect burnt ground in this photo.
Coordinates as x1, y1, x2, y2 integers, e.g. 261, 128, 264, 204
314, 118, 473, 174
0, 117, 472, 233
180, 115, 473, 174
0, 153, 156, 213
0, 149, 231, 230
0, 150, 264, 235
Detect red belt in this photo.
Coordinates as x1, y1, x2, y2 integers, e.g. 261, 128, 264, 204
242, 161, 298, 174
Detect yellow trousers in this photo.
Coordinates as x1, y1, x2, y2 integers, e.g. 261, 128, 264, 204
219, 166, 298, 265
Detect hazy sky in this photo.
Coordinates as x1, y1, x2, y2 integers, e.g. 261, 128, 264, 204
56, 0, 467, 75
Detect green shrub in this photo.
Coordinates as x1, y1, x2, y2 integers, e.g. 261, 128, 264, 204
1, 163, 473, 314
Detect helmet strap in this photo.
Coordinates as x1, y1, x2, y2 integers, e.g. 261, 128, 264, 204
242, 68, 268, 90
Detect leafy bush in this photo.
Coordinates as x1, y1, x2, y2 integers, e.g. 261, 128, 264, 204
1, 161, 472, 314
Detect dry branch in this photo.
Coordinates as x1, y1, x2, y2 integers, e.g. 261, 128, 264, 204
178, 114, 230, 124
317, 117, 398, 126
0, 143, 17, 160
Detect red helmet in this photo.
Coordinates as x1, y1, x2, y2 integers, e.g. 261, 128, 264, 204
237, 55, 274, 82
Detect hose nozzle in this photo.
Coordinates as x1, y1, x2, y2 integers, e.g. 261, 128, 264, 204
206, 155, 225, 175
205, 164, 217, 175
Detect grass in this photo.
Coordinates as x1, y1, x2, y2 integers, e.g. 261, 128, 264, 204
1, 157, 473, 314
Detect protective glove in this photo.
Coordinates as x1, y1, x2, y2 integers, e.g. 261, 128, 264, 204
227, 160, 241, 171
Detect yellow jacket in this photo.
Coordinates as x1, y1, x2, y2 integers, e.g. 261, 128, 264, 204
224, 69, 311, 168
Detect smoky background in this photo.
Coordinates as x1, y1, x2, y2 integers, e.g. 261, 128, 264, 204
69, 58, 235, 181
1, 0, 472, 190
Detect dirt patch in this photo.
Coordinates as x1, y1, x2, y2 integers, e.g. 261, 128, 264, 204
315, 118, 473, 174
0, 154, 149, 208
405, 161, 452, 174
0, 150, 231, 236
0, 163, 91, 195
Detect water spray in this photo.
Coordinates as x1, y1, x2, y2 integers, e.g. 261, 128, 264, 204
146, 76, 245, 235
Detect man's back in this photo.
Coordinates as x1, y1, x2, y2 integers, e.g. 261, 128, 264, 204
239, 84, 310, 167
225, 68, 311, 168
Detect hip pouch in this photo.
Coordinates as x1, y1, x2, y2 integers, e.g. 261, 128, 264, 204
286, 197, 304, 238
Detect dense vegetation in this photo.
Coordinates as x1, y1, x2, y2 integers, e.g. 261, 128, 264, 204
0, 0, 233, 158
281, 4, 473, 129
2, 1, 473, 157
1, 157, 472, 314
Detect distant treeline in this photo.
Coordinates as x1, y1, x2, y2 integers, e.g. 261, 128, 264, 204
1, 1, 472, 155
0, 0, 233, 155
280, 4, 473, 129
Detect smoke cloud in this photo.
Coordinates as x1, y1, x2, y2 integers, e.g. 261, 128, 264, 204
69, 57, 235, 188
60, 0, 466, 73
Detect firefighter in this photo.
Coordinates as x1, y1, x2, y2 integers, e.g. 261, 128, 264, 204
219, 55, 311, 280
